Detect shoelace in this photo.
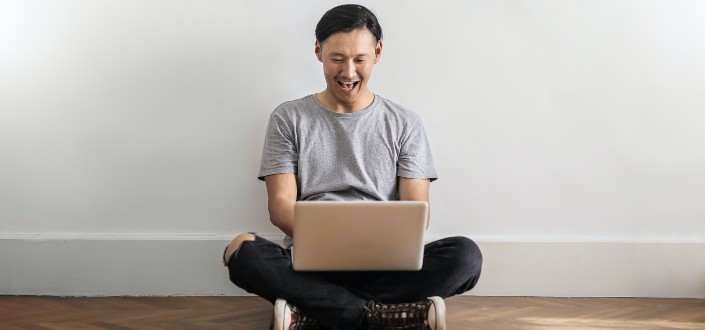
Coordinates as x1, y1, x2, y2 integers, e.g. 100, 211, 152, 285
289, 305, 323, 330
366, 301, 432, 330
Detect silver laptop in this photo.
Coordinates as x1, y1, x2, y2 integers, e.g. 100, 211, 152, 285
292, 201, 428, 271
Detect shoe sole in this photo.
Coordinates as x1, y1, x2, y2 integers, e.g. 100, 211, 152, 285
272, 299, 290, 330
428, 296, 446, 330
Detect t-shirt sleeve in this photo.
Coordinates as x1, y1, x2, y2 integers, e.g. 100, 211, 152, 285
257, 110, 297, 181
397, 115, 438, 182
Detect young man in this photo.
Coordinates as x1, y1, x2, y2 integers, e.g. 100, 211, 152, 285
223, 4, 482, 329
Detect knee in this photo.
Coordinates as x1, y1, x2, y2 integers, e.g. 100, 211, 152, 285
445, 236, 483, 294
448, 236, 483, 274
224, 232, 256, 265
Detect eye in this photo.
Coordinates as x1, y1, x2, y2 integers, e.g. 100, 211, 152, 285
331, 59, 343, 63
355, 59, 366, 63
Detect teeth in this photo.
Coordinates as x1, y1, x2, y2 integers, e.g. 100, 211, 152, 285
338, 80, 358, 92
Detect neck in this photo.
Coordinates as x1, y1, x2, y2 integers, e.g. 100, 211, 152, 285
317, 89, 375, 113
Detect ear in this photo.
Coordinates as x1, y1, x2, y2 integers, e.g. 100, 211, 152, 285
374, 40, 383, 64
315, 40, 323, 62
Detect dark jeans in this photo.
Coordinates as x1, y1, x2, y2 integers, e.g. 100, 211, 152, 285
226, 235, 482, 329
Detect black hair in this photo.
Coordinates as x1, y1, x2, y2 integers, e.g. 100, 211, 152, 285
315, 4, 383, 44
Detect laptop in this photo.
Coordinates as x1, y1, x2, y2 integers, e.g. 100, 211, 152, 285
292, 201, 428, 271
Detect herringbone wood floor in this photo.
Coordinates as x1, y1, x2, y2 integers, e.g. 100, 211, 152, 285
0, 296, 703, 329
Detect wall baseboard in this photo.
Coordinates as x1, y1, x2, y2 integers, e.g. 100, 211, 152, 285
1, 235, 703, 298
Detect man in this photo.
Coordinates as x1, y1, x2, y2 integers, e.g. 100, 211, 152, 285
223, 4, 482, 329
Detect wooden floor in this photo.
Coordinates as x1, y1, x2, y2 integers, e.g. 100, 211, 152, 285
1, 296, 704, 329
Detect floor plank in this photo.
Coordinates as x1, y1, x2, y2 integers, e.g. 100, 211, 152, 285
0, 296, 703, 329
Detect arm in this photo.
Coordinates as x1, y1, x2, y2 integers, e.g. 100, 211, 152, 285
398, 177, 431, 228
264, 173, 298, 237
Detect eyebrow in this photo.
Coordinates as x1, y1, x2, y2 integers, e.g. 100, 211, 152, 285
328, 52, 370, 57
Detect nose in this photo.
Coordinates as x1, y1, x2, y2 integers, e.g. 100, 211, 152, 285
341, 60, 356, 79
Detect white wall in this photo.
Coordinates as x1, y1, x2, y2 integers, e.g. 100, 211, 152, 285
1, 1, 704, 296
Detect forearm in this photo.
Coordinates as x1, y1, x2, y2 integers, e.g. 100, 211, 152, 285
398, 177, 431, 227
269, 197, 295, 237
264, 173, 298, 237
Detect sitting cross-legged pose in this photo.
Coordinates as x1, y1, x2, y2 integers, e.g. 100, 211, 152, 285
223, 4, 483, 329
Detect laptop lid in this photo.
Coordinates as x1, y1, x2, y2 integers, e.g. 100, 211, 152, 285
292, 201, 428, 271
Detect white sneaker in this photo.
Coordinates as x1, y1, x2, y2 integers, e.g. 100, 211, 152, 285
272, 298, 293, 330
427, 296, 446, 330
272, 298, 322, 330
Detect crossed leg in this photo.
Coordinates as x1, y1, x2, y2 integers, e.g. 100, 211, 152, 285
223, 232, 255, 266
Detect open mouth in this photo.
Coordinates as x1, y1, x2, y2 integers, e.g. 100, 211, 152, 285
338, 81, 359, 93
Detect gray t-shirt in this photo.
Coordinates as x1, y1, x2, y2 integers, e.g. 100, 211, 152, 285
258, 94, 437, 199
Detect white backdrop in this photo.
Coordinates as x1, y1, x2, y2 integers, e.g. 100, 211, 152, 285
2, 0, 705, 243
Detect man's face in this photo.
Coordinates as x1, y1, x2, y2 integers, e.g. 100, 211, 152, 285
315, 28, 382, 109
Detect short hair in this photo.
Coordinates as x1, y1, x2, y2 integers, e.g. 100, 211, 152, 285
315, 4, 383, 44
